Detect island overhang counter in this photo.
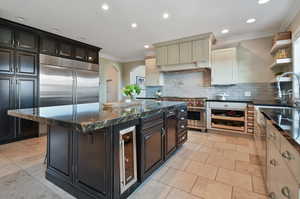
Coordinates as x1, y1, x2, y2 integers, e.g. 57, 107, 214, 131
8, 100, 188, 199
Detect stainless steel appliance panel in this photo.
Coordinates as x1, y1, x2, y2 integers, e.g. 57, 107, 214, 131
75, 70, 99, 104
40, 64, 74, 107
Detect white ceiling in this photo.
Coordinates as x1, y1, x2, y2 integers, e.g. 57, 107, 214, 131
0, 0, 299, 61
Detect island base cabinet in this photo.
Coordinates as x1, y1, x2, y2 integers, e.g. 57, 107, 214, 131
46, 125, 113, 199
140, 124, 164, 181
74, 130, 112, 199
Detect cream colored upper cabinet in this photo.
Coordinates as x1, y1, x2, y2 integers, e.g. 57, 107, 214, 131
192, 39, 209, 66
156, 46, 168, 66
179, 42, 192, 64
167, 44, 179, 65
211, 48, 237, 85
145, 58, 163, 86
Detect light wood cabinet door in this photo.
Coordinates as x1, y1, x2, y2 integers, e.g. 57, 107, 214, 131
192, 39, 209, 65
156, 47, 168, 66
145, 58, 162, 86
211, 48, 237, 85
167, 44, 179, 65
179, 42, 192, 64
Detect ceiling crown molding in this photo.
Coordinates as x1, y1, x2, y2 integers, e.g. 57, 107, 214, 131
99, 53, 123, 62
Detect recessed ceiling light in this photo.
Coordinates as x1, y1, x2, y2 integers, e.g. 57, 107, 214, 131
131, 23, 137, 28
258, 0, 270, 4
16, 17, 25, 22
101, 3, 109, 10
144, 45, 150, 49
221, 29, 229, 34
246, 18, 256, 24
163, 13, 170, 19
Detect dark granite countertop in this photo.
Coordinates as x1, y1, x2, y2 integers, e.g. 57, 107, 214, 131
8, 100, 186, 133
261, 107, 300, 151
206, 98, 292, 107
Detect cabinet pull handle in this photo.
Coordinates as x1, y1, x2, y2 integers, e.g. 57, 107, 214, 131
180, 109, 185, 113
268, 192, 276, 199
12, 39, 15, 47
281, 186, 291, 198
181, 125, 185, 129
17, 41, 20, 47
161, 128, 166, 136
270, 159, 277, 167
282, 151, 294, 160
180, 117, 185, 121
145, 135, 151, 140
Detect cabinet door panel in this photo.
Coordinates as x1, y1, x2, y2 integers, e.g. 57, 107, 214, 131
75, 129, 111, 198
143, 125, 163, 173
156, 47, 168, 66
211, 48, 237, 85
165, 115, 177, 156
0, 26, 13, 48
59, 43, 73, 58
15, 30, 38, 52
0, 48, 13, 74
0, 77, 15, 142
16, 78, 38, 138
167, 44, 179, 65
16, 51, 38, 76
192, 39, 209, 65
75, 47, 86, 61
40, 37, 58, 56
179, 42, 192, 64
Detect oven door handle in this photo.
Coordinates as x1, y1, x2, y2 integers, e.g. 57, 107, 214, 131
120, 139, 126, 187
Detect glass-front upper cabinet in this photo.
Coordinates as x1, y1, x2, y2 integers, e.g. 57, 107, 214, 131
74, 46, 86, 61
59, 42, 73, 58
87, 49, 98, 64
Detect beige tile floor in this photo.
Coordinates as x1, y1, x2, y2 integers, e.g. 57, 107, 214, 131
0, 131, 268, 199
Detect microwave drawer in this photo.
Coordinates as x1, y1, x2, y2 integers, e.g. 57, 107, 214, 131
208, 102, 247, 110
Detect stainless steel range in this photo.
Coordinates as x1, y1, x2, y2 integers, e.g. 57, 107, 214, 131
160, 97, 207, 131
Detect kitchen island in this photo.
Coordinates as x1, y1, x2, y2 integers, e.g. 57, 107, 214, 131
8, 100, 188, 199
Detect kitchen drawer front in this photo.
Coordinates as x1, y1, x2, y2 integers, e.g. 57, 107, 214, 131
208, 102, 247, 110
280, 135, 300, 183
177, 106, 188, 117
166, 107, 176, 117
141, 112, 164, 131
178, 120, 188, 132
266, 120, 282, 151
178, 114, 187, 122
177, 131, 187, 146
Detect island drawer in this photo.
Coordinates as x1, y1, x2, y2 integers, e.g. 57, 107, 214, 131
141, 112, 164, 131
177, 131, 188, 146
178, 120, 188, 132
177, 106, 188, 117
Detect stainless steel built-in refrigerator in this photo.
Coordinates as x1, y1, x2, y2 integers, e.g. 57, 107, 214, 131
39, 54, 99, 107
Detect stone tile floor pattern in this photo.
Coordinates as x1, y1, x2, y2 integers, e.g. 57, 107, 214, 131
0, 131, 268, 199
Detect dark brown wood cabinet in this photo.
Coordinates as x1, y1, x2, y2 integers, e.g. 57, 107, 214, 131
59, 42, 73, 58
74, 46, 86, 61
0, 76, 15, 142
87, 49, 98, 64
40, 36, 58, 56
0, 48, 13, 74
15, 51, 38, 76
165, 113, 177, 158
74, 129, 112, 199
0, 25, 13, 48
15, 78, 38, 138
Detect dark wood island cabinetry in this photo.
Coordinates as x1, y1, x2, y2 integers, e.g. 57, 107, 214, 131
8, 100, 188, 199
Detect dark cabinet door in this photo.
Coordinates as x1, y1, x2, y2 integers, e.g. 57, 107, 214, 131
40, 37, 58, 56
0, 76, 15, 142
74, 129, 112, 199
59, 42, 73, 58
15, 51, 38, 76
165, 114, 177, 157
141, 124, 164, 178
15, 78, 38, 138
15, 30, 38, 52
74, 46, 86, 61
87, 49, 98, 64
0, 48, 13, 74
0, 26, 13, 48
